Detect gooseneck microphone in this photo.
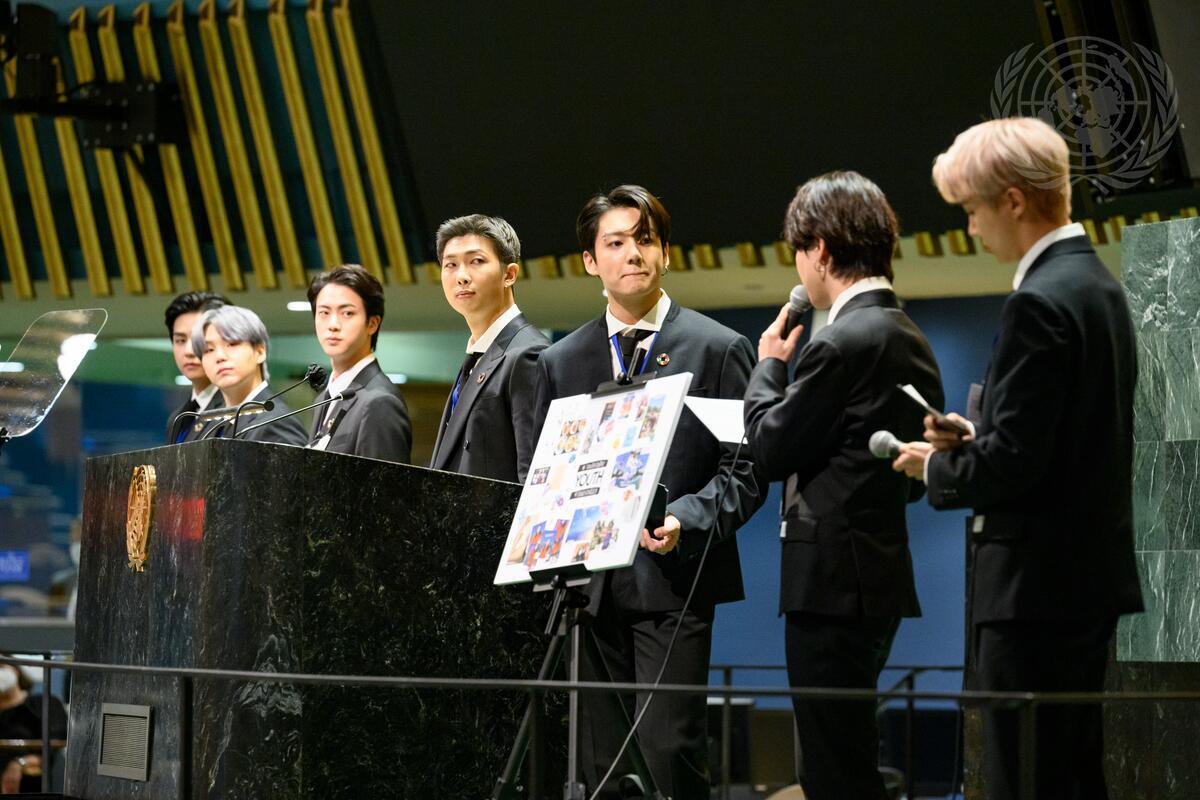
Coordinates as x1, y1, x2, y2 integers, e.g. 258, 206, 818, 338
868, 430, 902, 459
782, 284, 812, 338
235, 389, 357, 440
200, 364, 330, 440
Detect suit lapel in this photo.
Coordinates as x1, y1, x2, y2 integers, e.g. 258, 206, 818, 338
640, 302, 682, 378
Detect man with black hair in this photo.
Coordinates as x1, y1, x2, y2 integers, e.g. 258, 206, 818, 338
532, 184, 764, 799
165, 290, 229, 443
307, 264, 412, 463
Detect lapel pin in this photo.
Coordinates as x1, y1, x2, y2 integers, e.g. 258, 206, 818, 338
476, 371, 486, 384
656, 353, 670, 367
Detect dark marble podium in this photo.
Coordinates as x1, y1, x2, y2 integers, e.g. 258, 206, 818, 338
66, 439, 550, 799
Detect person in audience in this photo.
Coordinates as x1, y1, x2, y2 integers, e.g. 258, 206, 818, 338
0, 664, 67, 794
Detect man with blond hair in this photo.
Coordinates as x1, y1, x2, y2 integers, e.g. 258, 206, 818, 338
892, 118, 1143, 799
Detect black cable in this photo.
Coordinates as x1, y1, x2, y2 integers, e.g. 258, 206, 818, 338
587, 437, 747, 800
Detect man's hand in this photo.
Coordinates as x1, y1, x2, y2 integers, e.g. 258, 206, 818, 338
641, 514, 681, 555
758, 303, 803, 363
923, 412, 974, 451
892, 441, 934, 480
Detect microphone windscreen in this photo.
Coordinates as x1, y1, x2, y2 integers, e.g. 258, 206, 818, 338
789, 284, 812, 315
306, 364, 329, 391
868, 430, 901, 459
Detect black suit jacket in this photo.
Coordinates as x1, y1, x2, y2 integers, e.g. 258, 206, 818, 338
165, 390, 223, 444
430, 313, 549, 481
926, 237, 1144, 624
533, 303, 766, 614
745, 289, 943, 618
308, 360, 411, 463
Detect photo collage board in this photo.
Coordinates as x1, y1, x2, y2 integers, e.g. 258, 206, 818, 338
494, 372, 693, 586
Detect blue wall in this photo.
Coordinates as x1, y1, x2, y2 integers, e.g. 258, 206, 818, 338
705, 295, 1007, 702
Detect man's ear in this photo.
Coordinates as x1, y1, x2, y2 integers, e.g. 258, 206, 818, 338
1002, 186, 1027, 219
813, 238, 831, 265
254, 343, 267, 364
367, 316, 381, 336
503, 263, 519, 287
582, 250, 599, 276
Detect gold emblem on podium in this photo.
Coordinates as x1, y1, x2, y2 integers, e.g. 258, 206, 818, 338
126, 465, 157, 572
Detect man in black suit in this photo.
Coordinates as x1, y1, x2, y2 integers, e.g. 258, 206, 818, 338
532, 185, 764, 799
893, 118, 1144, 800
164, 290, 229, 443
306, 265, 412, 463
744, 171, 943, 800
430, 214, 549, 482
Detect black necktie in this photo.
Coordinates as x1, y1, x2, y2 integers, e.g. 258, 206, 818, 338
618, 329, 653, 376
449, 352, 483, 417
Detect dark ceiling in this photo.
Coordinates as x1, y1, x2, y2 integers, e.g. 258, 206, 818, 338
358, 0, 1042, 260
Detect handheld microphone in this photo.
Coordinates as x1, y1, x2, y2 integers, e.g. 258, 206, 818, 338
868, 430, 902, 459
235, 389, 357, 440
782, 284, 812, 338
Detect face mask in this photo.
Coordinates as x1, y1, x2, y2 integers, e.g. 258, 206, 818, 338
0, 669, 18, 694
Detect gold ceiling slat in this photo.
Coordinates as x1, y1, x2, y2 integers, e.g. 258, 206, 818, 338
331, 0, 411, 284
97, 6, 173, 295
268, 0, 340, 269
228, 0, 305, 289
166, 1, 244, 291
306, 0, 382, 282
132, 3, 207, 292
0, 137, 31, 299
2, 65, 69, 298
52, 61, 110, 297
197, 0, 275, 290
69, 9, 145, 295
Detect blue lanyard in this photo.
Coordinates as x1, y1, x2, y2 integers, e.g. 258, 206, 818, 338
610, 331, 659, 377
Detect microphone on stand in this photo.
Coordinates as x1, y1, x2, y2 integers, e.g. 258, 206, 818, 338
235, 389, 357, 441
868, 430, 902, 459
782, 284, 812, 338
230, 364, 327, 438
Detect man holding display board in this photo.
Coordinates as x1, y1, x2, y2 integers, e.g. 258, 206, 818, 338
530, 184, 764, 799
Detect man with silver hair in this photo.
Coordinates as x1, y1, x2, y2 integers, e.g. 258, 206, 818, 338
429, 214, 549, 481
189, 305, 307, 446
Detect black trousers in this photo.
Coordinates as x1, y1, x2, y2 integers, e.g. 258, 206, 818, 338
784, 611, 900, 800
974, 616, 1116, 800
578, 586, 714, 800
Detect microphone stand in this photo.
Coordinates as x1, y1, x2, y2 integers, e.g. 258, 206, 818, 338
233, 391, 353, 441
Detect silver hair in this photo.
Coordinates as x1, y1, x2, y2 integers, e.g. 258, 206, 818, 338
191, 305, 271, 381
435, 213, 521, 265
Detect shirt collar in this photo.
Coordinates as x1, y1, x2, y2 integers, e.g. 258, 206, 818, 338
327, 354, 376, 396
827, 276, 893, 325
467, 305, 523, 354
1013, 222, 1086, 290
247, 380, 270, 402
605, 290, 671, 338
192, 382, 220, 408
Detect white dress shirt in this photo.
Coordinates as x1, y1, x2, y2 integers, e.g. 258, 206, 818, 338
192, 382, 220, 410
308, 355, 375, 451
1012, 222, 1086, 290
605, 290, 672, 379
467, 304, 523, 354
827, 276, 894, 325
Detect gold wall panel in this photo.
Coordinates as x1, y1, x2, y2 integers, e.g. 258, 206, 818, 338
228, 0, 305, 289
132, 4, 207, 291
528, 255, 560, 280
0, 136, 31, 299
914, 232, 943, 257
669, 244, 690, 271
198, 0, 276, 290
331, 0, 412, 284
307, 0, 383, 282
69, 9, 145, 295
97, 5, 173, 295
53, 62, 109, 297
268, 0, 341, 270
946, 229, 976, 256
692, 244, 720, 269
3, 65, 70, 298
736, 242, 763, 267
167, 1, 244, 291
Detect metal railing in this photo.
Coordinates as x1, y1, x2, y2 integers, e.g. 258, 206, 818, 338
3, 653, 1198, 799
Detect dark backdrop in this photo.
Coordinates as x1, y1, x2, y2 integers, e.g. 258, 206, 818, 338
358, 1, 1042, 258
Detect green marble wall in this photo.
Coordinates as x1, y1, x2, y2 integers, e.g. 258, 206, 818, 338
1119, 215, 1200, 662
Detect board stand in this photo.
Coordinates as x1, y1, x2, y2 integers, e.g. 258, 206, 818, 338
492, 373, 670, 800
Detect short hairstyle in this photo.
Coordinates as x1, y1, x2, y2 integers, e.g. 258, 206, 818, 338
932, 117, 1071, 222
164, 291, 229, 337
435, 214, 522, 266
783, 170, 899, 282
307, 264, 386, 349
191, 305, 271, 381
576, 184, 671, 256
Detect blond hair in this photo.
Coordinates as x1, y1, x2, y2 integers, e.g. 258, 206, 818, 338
932, 118, 1071, 222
